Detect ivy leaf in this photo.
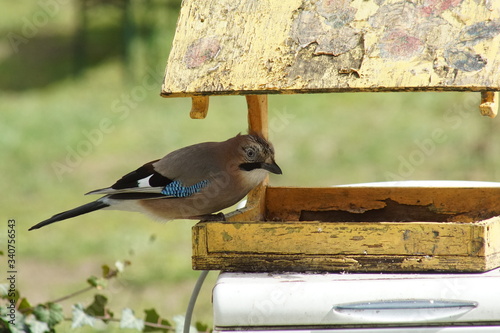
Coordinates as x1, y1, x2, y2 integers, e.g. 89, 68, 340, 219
173, 315, 197, 333
101, 265, 111, 278
120, 308, 144, 330
48, 303, 64, 327
85, 294, 113, 321
25, 314, 50, 333
144, 308, 171, 332
33, 305, 49, 323
0, 284, 8, 297
1, 308, 26, 332
87, 276, 107, 289
72, 304, 96, 328
33, 302, 63, 328
1, 288, 20, 302
195, 321, 209, 333
18, 297, 32, 313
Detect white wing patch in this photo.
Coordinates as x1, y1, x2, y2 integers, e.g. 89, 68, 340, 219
137, 175, 153, 188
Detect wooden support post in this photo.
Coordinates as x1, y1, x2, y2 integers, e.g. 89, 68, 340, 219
479, 91, 498, 118
246, 95, 268, 139
228, 95, 269, 221
189, 96, 209, 119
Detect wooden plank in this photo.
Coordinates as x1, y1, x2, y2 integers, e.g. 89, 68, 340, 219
265, 187, 500, 222
192, 218, 500, 272
198, 221, 483, 256
162, 0, 500, 97
192, 253, 498, 273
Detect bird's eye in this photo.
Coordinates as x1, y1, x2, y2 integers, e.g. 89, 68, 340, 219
245, 147, 257, 160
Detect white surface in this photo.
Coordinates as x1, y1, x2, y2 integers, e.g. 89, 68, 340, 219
217, 328, 500, 333
213, 270, 500, 328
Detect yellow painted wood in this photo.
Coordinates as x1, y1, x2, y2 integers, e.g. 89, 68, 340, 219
192, 186, 500, 272
163, 0, 500, 97
202, 221, 483, 256
192, 253, 495, 273
189, 96, 209, 119
192, 220, 500, 272
224, 182, 267, 222
246, 95, 268, 139
483, 216, 500, 256
225, 95, 270, 221
265, 187, 500, 222
480, 91, 499, 118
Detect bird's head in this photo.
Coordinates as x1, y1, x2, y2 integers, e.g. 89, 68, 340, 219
237, 134, 282, 175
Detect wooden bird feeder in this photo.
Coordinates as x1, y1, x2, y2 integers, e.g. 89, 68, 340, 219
162, 0, 500, 273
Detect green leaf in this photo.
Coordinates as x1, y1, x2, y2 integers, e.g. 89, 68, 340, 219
1, 288, 20, 302
85, 294, 112, 321
144, 308, 171, 332
47, 303, 64, 327
87, 276, 107, 289
32, 303, 63, 329
101, 265, 111, 278
195, 321, 209, 333
0, 284, 8, 297
72, 304, 96, 329
25, 314, 50, 333
18, 298, 32, 313
2, 309, 27, 333
33, 305, 50, 323
120, 308, 144, 331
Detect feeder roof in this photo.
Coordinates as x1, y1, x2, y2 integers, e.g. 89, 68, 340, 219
161, 0, 500, 98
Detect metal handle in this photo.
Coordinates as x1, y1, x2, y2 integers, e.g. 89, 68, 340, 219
334, 299, 478, 322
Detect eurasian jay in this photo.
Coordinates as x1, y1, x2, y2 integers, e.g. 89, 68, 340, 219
29, 134, 281, 230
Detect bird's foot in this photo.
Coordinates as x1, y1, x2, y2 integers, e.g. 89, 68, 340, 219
198, 212, 226, 222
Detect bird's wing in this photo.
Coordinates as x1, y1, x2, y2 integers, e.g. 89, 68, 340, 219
87, 159, 210, 200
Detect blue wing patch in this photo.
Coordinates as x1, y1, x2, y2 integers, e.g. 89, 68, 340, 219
161, 180, 209, 198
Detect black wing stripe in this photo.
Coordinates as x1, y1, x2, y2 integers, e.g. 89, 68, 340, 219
149, 172, 171, 187
111, 159, 173, 190
108, 193, 168, 200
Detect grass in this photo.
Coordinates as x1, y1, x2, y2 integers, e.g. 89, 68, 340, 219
2, 1, 500, 332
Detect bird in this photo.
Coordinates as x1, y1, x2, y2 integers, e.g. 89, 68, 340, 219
29, 134, 282, 230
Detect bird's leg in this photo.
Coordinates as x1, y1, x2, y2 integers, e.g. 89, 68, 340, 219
197, 212, 226, 222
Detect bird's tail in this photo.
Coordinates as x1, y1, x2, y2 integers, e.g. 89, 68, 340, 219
29, 200, 109, 230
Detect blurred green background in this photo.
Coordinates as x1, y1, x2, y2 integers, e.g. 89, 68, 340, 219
2, 0, 500, 331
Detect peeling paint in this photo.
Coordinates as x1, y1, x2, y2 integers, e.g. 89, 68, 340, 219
222, 231, 233, 242
163, 0, 500, 97
184, 36, 221, 69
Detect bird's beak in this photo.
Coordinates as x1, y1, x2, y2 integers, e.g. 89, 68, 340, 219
262, 160, 283, 175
